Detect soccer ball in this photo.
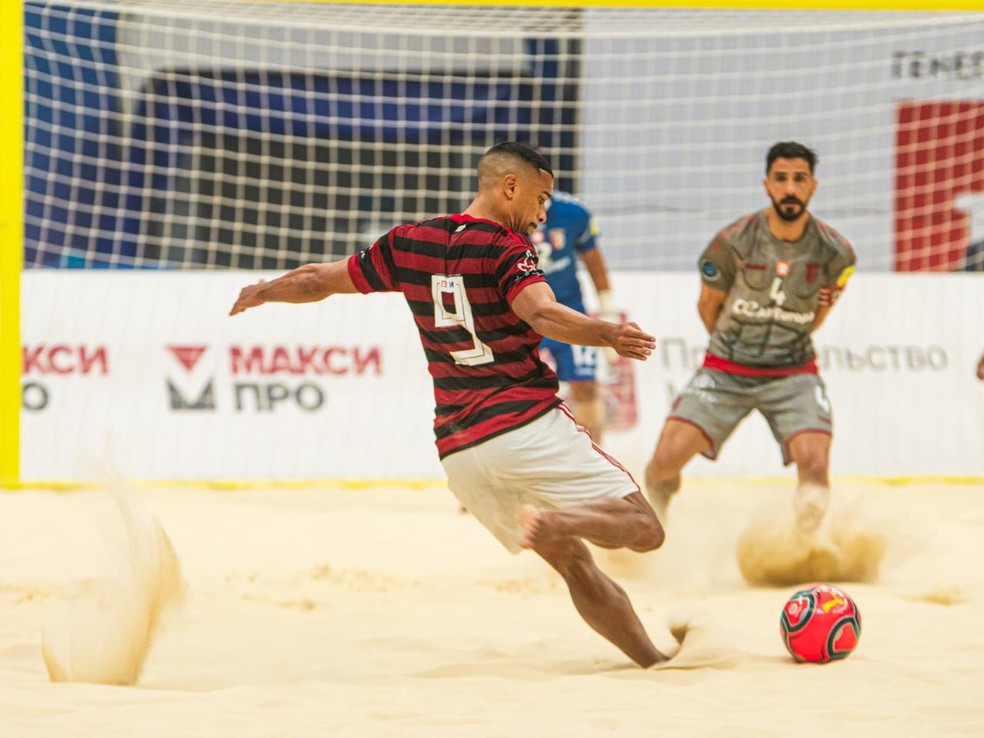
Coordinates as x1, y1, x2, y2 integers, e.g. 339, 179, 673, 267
779, 584, 861, 663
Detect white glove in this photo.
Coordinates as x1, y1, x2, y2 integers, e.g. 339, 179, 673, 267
598, 289, 618, 322
598, 290, 621, 363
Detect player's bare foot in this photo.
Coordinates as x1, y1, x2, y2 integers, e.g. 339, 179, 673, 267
793, 483, 829, 533
518, 504, 551, 549
644, 481, 675, 525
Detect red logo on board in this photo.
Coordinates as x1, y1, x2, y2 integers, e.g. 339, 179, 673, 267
167, 345, 207, 372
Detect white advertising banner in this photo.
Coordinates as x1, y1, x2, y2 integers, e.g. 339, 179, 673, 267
21, 272, 439, 481
20, 271, 984, 482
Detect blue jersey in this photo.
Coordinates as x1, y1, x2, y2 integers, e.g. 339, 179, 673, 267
530, 190, 599, 311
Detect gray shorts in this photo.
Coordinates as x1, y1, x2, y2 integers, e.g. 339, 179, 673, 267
441, 406, 639, 553
669, 368, 832, 465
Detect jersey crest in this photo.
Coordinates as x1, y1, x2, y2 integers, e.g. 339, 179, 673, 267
548, 228, 566, 250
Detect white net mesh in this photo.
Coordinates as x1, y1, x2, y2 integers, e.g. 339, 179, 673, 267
24, 2, 984, 271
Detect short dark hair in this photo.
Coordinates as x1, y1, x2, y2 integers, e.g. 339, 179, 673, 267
766, 141, 818, 175
483, 141, 553, 177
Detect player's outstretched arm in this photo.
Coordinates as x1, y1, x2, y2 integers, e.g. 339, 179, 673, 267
511, 282, 654, 360
229, 261, 358, 316
977, 352, 984, 381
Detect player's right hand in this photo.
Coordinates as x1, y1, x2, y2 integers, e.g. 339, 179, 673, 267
818, 285, 843, 307
611, 322, 655, 361
229, 279, 266, 316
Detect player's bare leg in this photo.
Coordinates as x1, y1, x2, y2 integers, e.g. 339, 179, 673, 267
533, 535, 668, 667
788, 432, 832, 532
570, 380, 604, 444
518, 492, 663, 552
643, 419, 711, 520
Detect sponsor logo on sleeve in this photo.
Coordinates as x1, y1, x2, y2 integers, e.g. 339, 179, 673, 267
517, 250, 539, 274
700, 260, 721, 280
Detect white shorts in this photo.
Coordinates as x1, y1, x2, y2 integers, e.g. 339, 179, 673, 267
441, 406, 639, 553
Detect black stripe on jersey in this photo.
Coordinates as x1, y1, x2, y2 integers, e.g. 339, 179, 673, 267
502, 270, 543, 294
434, 374, 556, 392
482, 346, 540, 364
472, 326, 531, 344
406, 299, 432, 318
420, 329, 481, 347
392, 270, 439, 288
399, 237, 496, 262
470, 300, 531, 318
432, 375, 511, 391
422, 348, 469, 365
417, 323, 529, 346
407, 296, 527, 320
356, 248, 388, 292
378, 232, 399, 286
434, 398, 553, 440
422, 345, 538, 366
396, 269, 502, 290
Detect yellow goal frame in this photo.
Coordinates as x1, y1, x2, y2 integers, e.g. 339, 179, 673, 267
0, 0, 22, 487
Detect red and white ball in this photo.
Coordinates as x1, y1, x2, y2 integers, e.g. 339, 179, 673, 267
780, 584, 861, 663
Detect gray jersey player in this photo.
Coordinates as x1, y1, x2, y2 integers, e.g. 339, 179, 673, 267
645, 141, 856, 532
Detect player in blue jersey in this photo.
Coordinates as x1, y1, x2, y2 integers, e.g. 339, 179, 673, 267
533, 190, 617, 443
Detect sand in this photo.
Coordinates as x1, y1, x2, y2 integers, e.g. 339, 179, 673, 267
1, 479, 982, 737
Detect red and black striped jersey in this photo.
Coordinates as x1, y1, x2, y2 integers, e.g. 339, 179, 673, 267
347, 213, 561, 458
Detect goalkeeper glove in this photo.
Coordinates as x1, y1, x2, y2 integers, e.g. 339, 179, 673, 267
598, 290, 621, 363
598, 290, 619, 322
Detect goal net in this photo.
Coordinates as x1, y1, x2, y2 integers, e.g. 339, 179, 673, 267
10, 2, 984, 485
23, 2, 984, 273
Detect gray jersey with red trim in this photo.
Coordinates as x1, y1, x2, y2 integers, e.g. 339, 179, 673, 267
698, 210, 856, 368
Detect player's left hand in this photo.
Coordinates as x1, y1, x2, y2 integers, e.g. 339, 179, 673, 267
229, 280, 267, 316
611, 322, 655, 361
